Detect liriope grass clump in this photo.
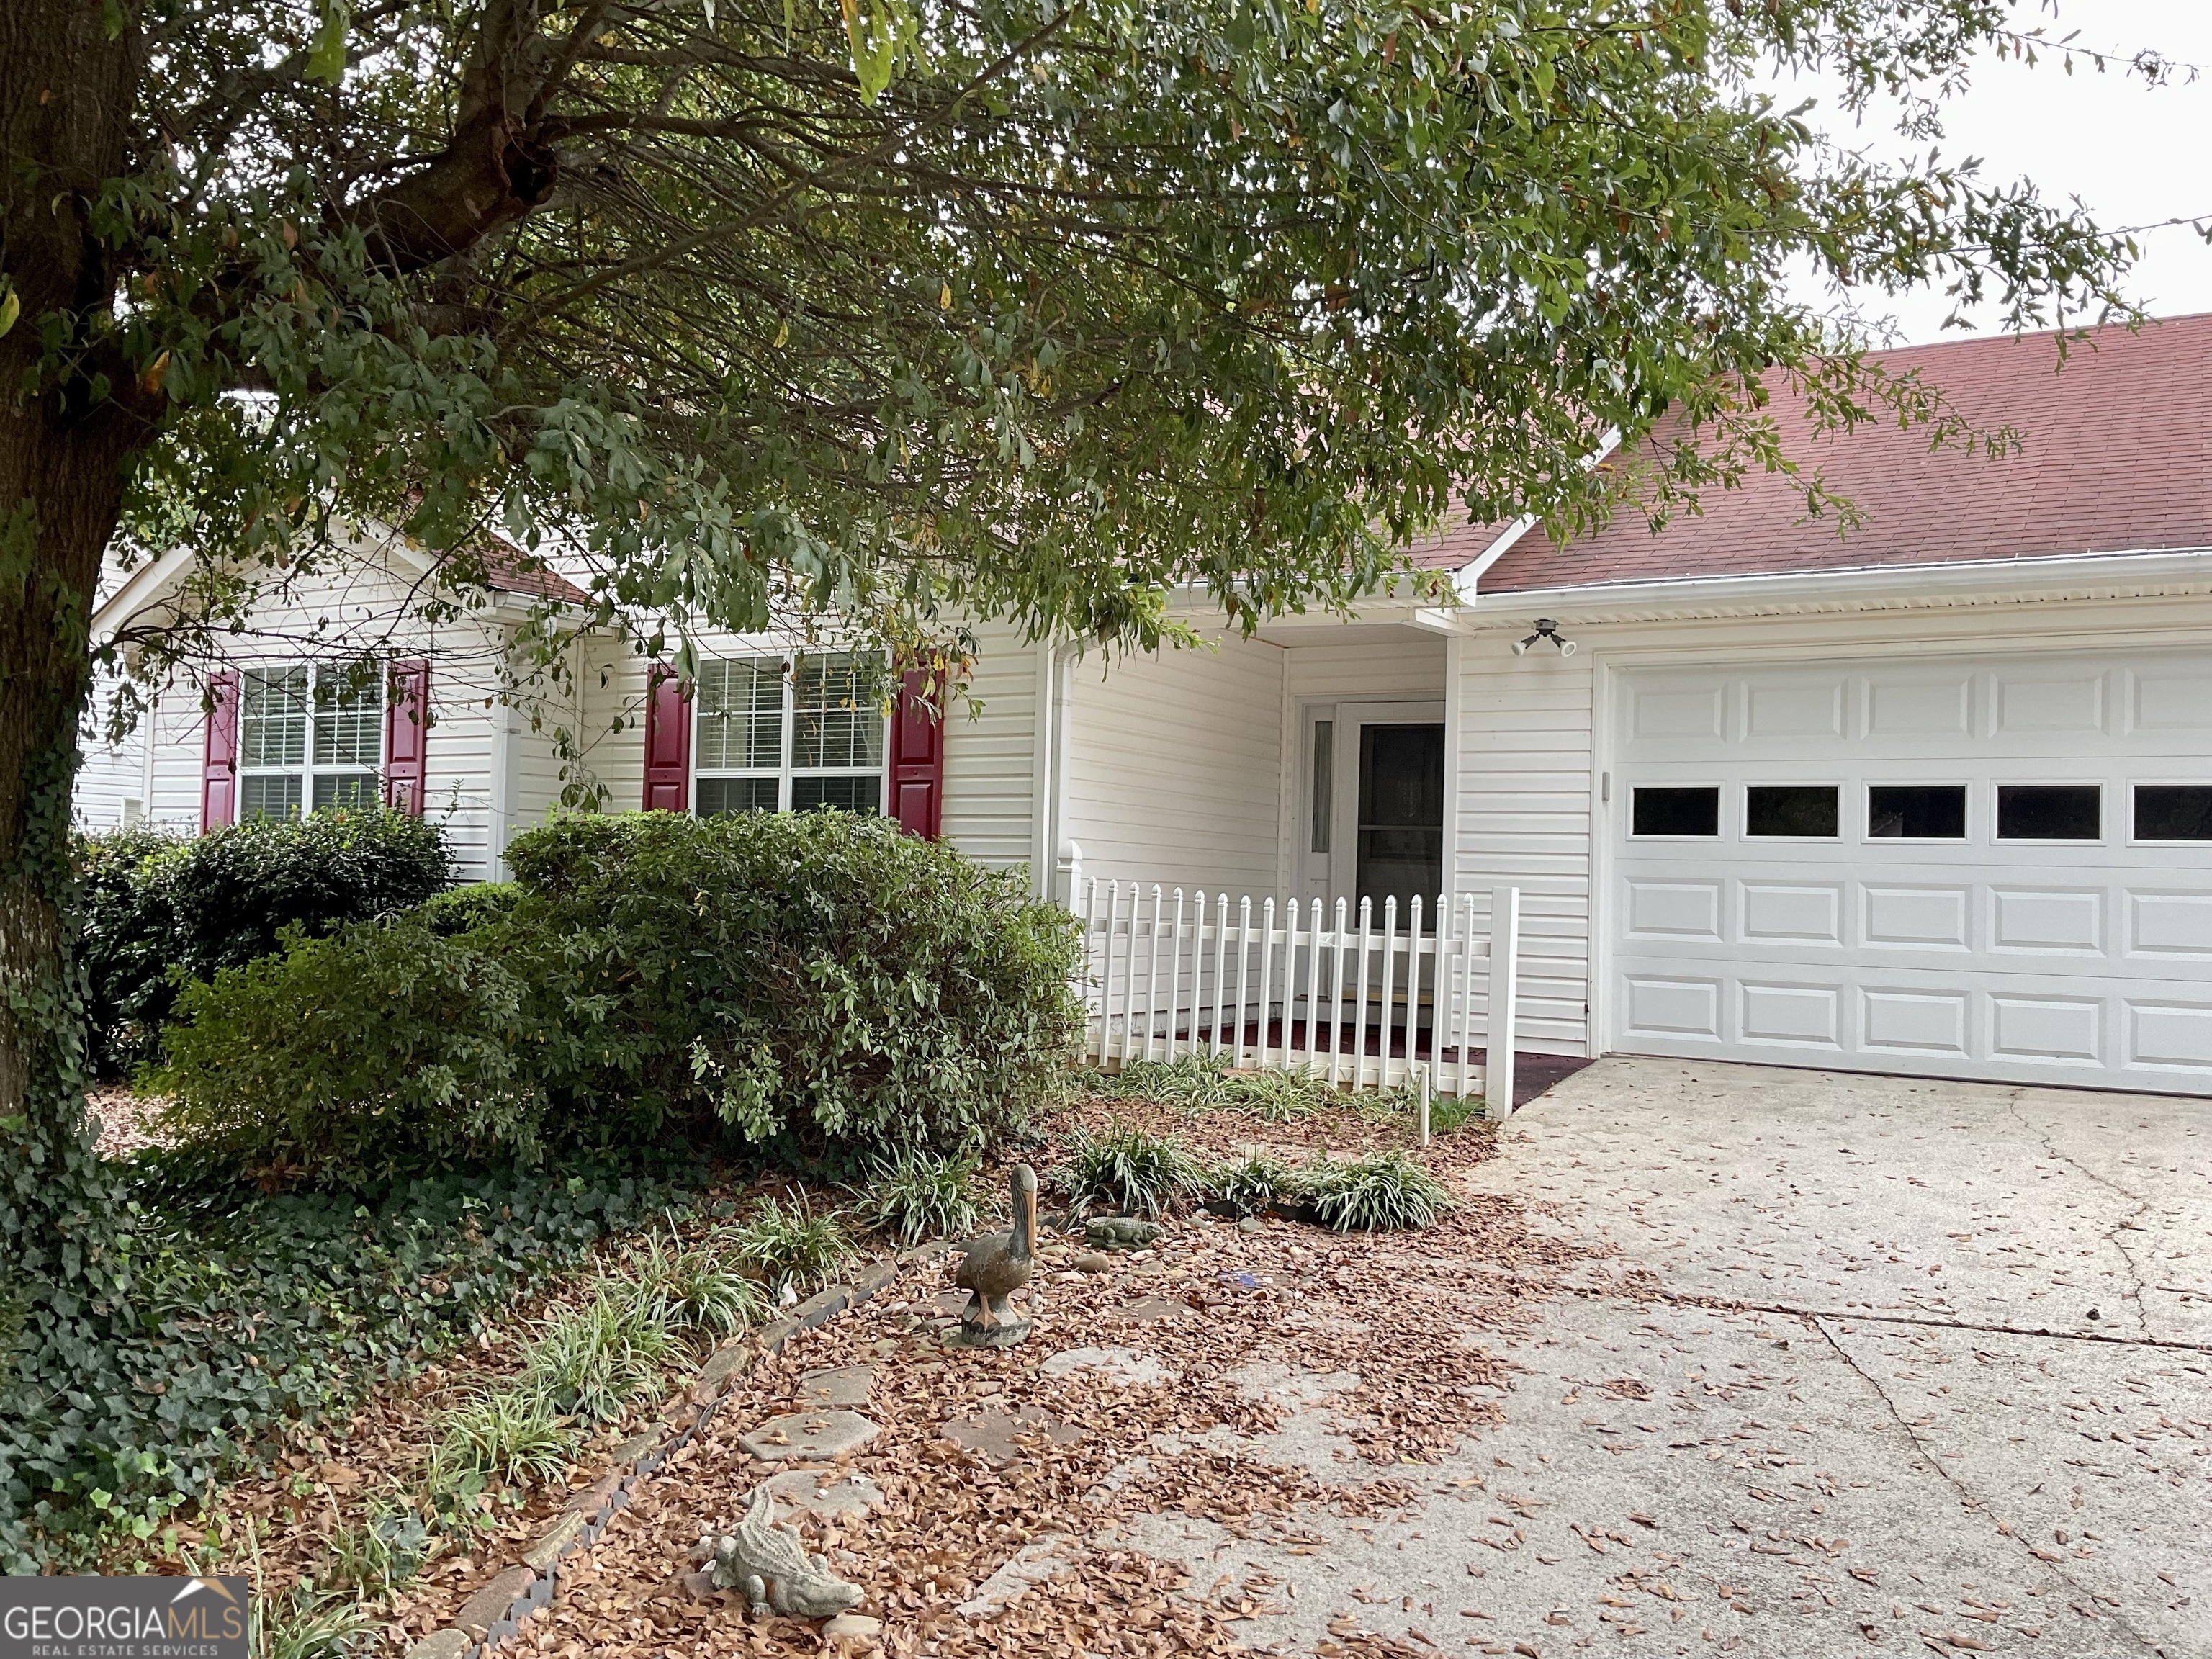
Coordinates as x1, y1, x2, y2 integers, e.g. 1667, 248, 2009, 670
522, 1282, 679, 1422
429, 1390, 577, 1490
1205, 1149, 1305, 1215
1058, 1120, 1205, 1218
854, 1150, 988, 1247
721, 1195, 854, 1296
625, 1228, 768, 1337
1082, 1051, 1340, 1121
1303, 1151, 1455, 1232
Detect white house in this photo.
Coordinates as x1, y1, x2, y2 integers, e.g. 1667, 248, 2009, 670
81, 315, 2212, 1100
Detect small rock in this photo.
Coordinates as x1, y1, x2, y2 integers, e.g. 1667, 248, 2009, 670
822, 1613, 883, 1640
1071, 1251, 1114, 1273
1238, 1215, 1264, 1235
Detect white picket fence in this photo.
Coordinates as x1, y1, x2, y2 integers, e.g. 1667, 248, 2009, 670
1075, 880, 1524, 1117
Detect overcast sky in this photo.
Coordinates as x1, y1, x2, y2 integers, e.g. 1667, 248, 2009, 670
1773, 0, 2212, 343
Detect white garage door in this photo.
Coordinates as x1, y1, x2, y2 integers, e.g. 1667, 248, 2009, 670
1607, 650, 2212, 1094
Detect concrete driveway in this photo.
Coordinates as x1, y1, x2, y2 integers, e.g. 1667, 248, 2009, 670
1125, 1057, 2212, 1658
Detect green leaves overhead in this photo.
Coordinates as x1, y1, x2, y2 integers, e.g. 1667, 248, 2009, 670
840, 0, 918, 102
304, 0, 349, 84
76, 0, 2143, 667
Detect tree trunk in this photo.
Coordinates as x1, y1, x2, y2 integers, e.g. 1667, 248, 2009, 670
0, 0, 145, 1132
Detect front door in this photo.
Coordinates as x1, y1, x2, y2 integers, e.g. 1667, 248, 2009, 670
1318, 702, 1446, 925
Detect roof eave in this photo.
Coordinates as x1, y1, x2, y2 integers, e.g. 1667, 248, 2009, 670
1461, 545, 2212, 625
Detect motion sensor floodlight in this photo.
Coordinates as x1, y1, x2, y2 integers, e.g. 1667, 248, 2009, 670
1512, 619, 1575, 657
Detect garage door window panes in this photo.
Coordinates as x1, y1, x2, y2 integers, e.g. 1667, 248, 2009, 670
1745, 786, 1838, 838
1632, 786, 1719, 837
2134, 784, 2212, 842
693, 652, 884, 817
1869, 785, 1966, 840
1996, 784, 2100, 842
238, 663, 382, 819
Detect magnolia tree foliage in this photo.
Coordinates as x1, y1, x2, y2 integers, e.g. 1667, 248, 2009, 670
19, 1, 2160, 662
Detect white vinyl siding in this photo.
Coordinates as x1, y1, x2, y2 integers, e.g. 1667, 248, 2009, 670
132, 556, 516, 878
1061, 630, 1285, 894
939, 621, 1041, 873
1447, 640, 1595, 1054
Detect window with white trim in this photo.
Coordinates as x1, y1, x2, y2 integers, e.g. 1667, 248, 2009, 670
237, 664, 382, 819
694, 652, 886, 817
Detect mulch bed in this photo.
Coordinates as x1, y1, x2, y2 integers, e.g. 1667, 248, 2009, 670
113, 1086, 1599, 1658
479, 1100, 1601, 1659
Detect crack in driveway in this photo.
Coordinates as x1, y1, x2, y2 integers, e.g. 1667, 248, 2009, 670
1494, 1269, 2212, 1356
2008, 1096, 2157, 1342
1804, 1313, 2172, 1658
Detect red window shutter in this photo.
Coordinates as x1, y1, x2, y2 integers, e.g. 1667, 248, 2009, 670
202, 670, 240, 832
643, 663, 691, 811
383, 658, 431, 816
889, 667, 944, 838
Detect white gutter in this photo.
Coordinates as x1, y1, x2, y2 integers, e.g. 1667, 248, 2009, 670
1459, 544, 2212, 624
1451, 427, 1624, 605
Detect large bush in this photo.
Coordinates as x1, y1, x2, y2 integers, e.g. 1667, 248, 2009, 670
148, 811, 1082, 1179
148, 918, 544, 1183
78, 809, 453, 1074
502, 811, 1083, 1159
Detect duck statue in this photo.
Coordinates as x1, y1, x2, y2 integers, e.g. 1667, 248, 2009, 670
951, 1164, 1038, 1348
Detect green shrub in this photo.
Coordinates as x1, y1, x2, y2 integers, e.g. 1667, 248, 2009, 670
148, 917, 544, 1184
1206, 1149, 1304, 1214
76, 822, 189, 1076
1303, 1151, 1454, 1232
1057, 1121, 1204, 1218
77, 809, 452, 1075
854, 1150, 987, 1246
498, 810, 1082, 1157
722, 1196, 853, 1296
418, 880, 521, 936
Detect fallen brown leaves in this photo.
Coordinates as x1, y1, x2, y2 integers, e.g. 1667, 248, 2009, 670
486, 1098, 1591, 1659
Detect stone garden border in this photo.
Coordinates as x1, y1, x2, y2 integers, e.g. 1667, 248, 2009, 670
403, 1256, 906, 1659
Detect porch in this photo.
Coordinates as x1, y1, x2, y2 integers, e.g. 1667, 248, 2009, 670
1048, 614, 1531, 1112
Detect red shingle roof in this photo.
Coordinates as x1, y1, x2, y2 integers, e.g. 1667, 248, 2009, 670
1467, 314, 2212, 593
467, 535, 592, 606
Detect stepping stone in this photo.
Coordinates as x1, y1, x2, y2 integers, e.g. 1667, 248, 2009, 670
1109, 1295, 1187, 1324
755, 1468, 885, 1519
796, 1364, 876, 1408
940, 1407, 1085, 1465
739, 1410, 879, 1462
1039, 1346, 1174, 1387
958, 1534, 1076, 1617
